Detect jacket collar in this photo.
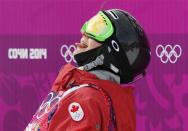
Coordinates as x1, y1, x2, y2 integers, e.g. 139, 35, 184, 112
51, 64, 98, 91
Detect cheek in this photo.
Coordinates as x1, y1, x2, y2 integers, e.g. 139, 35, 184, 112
87, 39, 101, 50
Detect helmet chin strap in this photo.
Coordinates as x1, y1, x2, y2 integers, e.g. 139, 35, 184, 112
78, 54, 104, 71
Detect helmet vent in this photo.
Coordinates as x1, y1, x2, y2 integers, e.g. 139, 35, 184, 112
108, 11, 119, 19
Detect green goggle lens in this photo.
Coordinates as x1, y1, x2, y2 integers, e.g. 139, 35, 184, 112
81, 11, 114, 42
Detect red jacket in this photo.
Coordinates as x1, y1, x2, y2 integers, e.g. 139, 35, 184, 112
25, 64, 135, 131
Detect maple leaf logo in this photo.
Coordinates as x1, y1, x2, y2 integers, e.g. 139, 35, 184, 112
70, 105, 79, 113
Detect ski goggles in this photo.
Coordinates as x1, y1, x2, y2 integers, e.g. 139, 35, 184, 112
81, 11, 114, 42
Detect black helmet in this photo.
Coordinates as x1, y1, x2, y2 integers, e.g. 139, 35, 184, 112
74, 9, 151, 84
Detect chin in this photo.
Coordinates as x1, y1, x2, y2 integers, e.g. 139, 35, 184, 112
73, 51, 79, 55
73, 51, 82, 56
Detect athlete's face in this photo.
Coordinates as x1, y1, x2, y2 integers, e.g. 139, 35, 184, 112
73, 32, 102, 55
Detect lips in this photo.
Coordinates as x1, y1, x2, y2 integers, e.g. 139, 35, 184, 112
73, 42, 87, 55
75, 42, 88, 48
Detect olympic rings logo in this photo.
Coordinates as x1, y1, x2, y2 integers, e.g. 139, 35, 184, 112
60, 44, 76, 63
156, 44, 182, 64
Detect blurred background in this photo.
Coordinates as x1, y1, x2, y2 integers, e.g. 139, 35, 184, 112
0, 0, 188, 130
